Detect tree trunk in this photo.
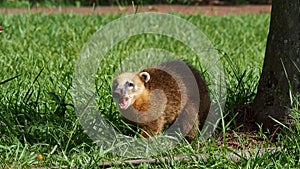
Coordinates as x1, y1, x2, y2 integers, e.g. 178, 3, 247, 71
253, 0, 300, 130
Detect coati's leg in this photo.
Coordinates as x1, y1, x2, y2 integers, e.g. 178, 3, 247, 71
185, 118, 199, 142
140, 116, 165, 138
138, 104, 199, 142
172, 103, 199, 142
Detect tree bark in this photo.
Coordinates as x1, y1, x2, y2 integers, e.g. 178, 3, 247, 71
253, 0, 300, 130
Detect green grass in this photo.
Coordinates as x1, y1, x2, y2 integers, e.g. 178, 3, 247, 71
1, 12, 299, 168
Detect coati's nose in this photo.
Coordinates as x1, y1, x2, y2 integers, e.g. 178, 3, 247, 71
112, 89, 122, 99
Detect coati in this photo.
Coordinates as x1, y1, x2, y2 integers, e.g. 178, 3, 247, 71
112, 60, 210, 142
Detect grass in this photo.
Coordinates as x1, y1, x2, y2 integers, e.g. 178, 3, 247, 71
1, 12, 299, 168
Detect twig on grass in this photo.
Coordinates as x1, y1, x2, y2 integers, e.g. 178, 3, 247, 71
100, 147, 279, 167
0, 74, 21, 85
32, 147, 279, 168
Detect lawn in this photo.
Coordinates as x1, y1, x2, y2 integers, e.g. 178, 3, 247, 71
1, 12, 300, 168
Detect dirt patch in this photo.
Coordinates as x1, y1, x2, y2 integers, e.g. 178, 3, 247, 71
0, 5, 271, 15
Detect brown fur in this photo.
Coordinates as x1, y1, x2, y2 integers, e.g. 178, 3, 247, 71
112, 60, 211, 141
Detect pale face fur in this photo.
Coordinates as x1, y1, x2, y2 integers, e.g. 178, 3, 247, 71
112, 72, 150, 110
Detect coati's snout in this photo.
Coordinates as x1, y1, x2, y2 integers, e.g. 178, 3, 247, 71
112, 88, 123, 99
112, 83, 133, 110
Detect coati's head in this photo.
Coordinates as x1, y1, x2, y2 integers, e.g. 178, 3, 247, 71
112, 71, 150, 110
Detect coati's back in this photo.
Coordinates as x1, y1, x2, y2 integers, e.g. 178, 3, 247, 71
156, 60, 211, 128
140, 65, 186, 124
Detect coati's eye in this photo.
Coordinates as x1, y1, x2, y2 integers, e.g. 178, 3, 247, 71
127, 82, 134, 88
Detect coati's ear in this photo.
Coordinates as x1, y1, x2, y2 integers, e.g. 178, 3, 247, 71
139, 72, 150, 83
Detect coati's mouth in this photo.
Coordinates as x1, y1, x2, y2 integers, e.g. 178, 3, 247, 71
119, 97, 130, 110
